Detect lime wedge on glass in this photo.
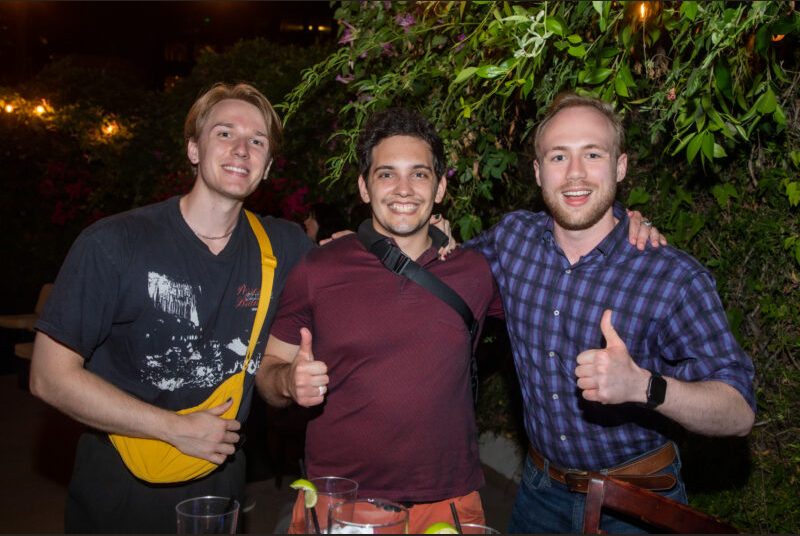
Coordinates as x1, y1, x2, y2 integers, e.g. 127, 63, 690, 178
289, 478, 318, 508
424, 522, 459, 534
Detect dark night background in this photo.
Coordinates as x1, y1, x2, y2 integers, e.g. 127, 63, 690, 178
0, 1, 336, 89
0, 1, 338, 311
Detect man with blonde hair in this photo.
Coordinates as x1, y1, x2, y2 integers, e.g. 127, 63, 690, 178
30, 83, 313, 532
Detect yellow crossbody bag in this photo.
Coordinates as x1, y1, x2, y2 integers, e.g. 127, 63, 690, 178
108, 211, 276, 483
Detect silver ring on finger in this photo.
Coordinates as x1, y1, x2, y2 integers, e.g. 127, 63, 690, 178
318, 385, 327, 397
642, 220, 653, 227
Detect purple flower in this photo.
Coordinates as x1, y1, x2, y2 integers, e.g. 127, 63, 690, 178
394, 13, 416, 32
338, 20, 356, 45
339, 28, 354, 45
447, 168, 456, 178
381, 42, 395, 56
455, 33, 467, 52
383, 1, 392, 9
335, 74, 355, 85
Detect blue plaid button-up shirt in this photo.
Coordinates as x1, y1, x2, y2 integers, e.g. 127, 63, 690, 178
466, 203, 755, 470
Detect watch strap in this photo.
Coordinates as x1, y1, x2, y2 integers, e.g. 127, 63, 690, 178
645, 370, 667, 409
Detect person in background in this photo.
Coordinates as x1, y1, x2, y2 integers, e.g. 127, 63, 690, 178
29, 83, 313, 533
304, 202, 348, 243
465, 93, 756, 534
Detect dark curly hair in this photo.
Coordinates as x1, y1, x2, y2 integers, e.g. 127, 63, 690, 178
356, 108, 446, 180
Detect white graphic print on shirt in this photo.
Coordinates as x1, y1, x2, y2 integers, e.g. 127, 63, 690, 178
143, 272, 248, 391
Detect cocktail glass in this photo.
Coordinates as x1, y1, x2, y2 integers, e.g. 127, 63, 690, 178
304, 476, 359, 534
328, 498, 408, 534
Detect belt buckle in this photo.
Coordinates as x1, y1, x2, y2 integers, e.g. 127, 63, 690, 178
563, 469, 592, 493
563, 469, 589, 482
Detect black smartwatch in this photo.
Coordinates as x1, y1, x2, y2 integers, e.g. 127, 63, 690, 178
645, 370, 667, 409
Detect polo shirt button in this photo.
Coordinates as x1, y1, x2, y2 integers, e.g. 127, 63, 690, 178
548, 351, 555, 357
565, 269, 572, 274
553, 310, 560, 316
552, 394, 559, 400
560, 434, 567, 441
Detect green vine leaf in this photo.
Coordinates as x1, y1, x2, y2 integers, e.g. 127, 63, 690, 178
544, 15, 566, 37
475, 65, 508, 78
785, 181, 800, 207
454, 67, 477, 84
567, 44, 587, 58
626, 187, 650, 207
712, 183, 739, 207
687, 131, 704, 163
583, 68, 613, 85
680, 1, 699, 21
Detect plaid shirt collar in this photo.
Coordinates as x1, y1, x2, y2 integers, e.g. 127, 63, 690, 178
539, 201, 631, 263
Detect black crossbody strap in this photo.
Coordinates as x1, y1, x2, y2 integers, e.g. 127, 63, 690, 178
360, 234, 480, 403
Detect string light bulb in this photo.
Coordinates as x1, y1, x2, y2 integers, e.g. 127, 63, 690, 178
34, 105, 46, 115
640, 2, 647, 21
102, 121, 119, 136
4, 104, 13, 113
772, 34, 785, 42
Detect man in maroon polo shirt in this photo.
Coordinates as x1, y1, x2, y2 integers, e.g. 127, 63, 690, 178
256, 108, 504, 533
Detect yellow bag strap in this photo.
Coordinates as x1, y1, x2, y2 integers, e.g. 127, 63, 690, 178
243, 210, 277, 373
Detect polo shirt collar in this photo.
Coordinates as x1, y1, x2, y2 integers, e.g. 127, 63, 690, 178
357, 219, 449, 252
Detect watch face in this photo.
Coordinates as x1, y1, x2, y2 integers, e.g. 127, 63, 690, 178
647, 372, 667, 408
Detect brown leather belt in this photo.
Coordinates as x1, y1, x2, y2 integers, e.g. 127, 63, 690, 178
528, 443, 677, 493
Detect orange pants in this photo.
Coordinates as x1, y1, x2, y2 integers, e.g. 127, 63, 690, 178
288, 490, 485, 534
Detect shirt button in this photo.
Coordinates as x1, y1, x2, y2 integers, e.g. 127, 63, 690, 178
552, 394, 559, 400
548, 351, 555, 357
565, 269, 572, 274
553, 310, 560, 316
560, 434, 567, 441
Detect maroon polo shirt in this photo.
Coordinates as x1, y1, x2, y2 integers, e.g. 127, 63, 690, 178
270, 224, 503, 502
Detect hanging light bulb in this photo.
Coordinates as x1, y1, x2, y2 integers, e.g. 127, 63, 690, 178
640, 2, 647, 21
102, 121, 119, 136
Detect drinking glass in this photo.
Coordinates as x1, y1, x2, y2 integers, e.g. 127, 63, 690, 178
175, 496, 239, 534
328, 498, 408, 534
304, 476, 359, 534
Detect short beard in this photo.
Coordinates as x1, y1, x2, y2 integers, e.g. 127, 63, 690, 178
543, 181, 617, 231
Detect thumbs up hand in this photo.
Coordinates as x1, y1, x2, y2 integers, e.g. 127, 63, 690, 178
289, 327, 329, 407
575, 310, 650, 404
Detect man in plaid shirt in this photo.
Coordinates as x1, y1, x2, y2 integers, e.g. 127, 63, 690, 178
466, 93, 755, 534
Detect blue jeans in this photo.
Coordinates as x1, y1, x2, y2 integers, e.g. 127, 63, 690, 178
507, 444, 687, 534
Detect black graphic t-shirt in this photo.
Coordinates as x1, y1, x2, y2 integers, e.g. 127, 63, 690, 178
36, 196, 313, 420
